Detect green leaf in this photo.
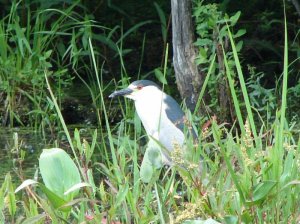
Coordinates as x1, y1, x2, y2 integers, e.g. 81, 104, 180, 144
74, 129, 82, 154
140, 140, 163, 183
116, 20, 152, 45
38, 184, 70, 212
229, 11, 241, 25
154, 68, 168, 85
115, 183, 129, 207
235, 41, 243, 52
93, 34, 118, 52
7, 192, 16, 217
64, 182, 91, 196
233, 29, 246, 38
224, 216, 238, 224
22, 213, 47, 224
2, 173, 17, 217
39, 148, 81, 202
194, 38, 213, 46
0, 173, 11, 209
44, 50, 53, 59
154, 2, 167, 42
15, 179, 38, 193
241, 211, 253, 223
87, 129, 97, 161
281, 180, 300, 190
183, 218, 221, 223
251, 180, 277, 203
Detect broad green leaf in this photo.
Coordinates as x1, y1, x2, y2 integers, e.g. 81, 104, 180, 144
39, 148, 81, 202
251, 180, 277, 203
38, 184, 69, 212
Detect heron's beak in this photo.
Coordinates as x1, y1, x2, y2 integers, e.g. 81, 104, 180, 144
109, 88, 133, 98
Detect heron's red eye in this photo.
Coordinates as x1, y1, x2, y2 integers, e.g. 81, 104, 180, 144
137, 85, 143, 90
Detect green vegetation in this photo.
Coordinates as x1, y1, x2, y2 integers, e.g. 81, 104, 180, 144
1, 0, 300, 223
0, 1, 74, 130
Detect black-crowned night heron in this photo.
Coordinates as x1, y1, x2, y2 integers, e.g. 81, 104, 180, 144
109, 80, 194, 164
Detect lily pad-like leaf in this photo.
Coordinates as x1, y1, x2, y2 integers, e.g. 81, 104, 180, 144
39, 148, 81, 202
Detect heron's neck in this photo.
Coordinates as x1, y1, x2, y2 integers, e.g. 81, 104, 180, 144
134, 93, 166, 136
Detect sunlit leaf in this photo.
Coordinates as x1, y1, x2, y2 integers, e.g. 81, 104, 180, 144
39, 148, 81, 202
15, 179, 38, 193
64, 182, 91, 196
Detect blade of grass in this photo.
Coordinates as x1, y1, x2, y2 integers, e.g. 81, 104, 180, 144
44, 71, 81, 173
154, 183, 165, 224
275, 3, 289, 222
211, 121, 246, 204
226, 25, 260, 149
154, 2, 167, 43
278, 1, 288, 164
222, 44, 245, 136
193, 53, 216, 117
88, 38, 122, 184
116, 20, 152, 45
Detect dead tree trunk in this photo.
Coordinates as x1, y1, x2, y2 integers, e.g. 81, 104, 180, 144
171, 0, 204, 112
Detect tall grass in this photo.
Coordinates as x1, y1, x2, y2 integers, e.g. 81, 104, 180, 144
0, 1, 81, 130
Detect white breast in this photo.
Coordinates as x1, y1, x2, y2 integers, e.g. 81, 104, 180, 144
134, 89, 184, 151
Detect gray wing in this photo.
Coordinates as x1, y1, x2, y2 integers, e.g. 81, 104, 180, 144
164, 95, 197, 139
163, 95, 185, 132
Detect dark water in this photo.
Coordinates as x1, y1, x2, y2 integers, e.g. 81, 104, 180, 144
0, 128, 50, 184
0, 127, 99, 185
